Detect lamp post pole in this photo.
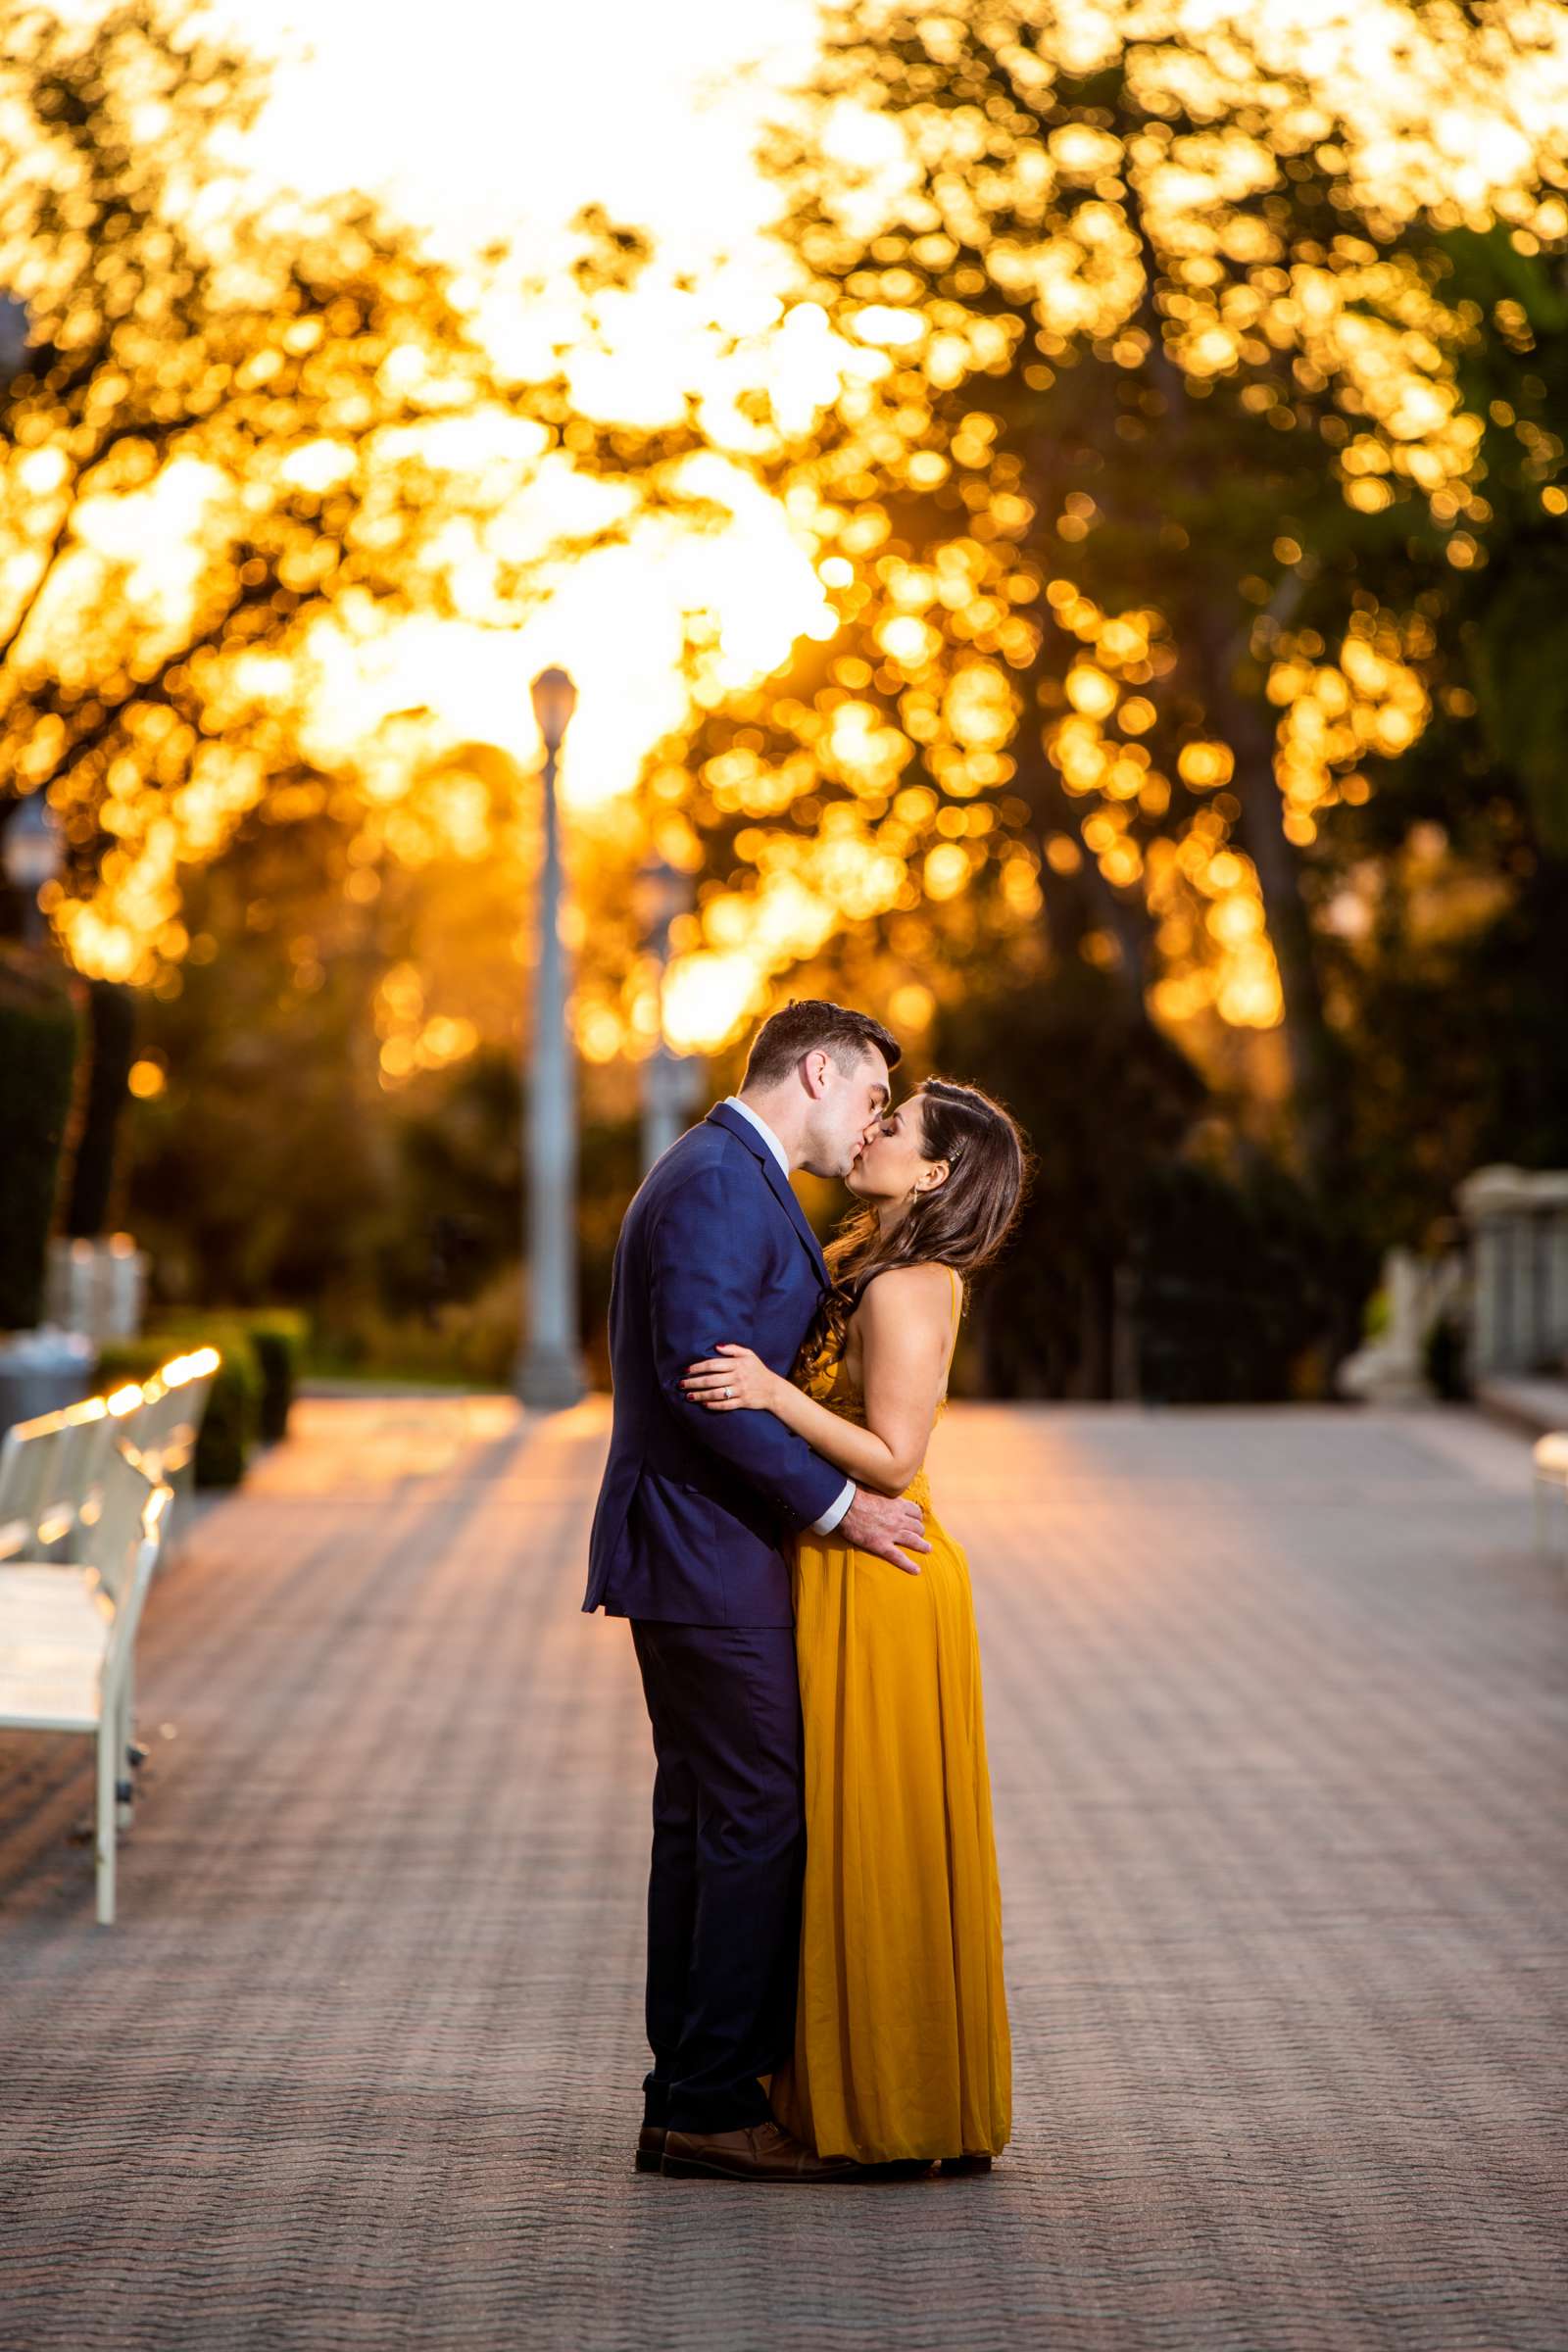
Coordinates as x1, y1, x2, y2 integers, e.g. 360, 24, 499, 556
638, 855, 692, 1177
515, 667, 588, 1410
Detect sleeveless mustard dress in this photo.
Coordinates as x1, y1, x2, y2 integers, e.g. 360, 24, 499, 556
769, 1267, 1012, 2166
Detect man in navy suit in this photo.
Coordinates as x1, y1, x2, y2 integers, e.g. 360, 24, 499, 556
584, 1000, 929, 2183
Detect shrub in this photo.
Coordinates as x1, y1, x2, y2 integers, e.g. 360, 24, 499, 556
0, 952, 78, 1330
1424, 1308, 1471, 1402
185, 1341, 259, 1486
246, 1311, 307, 1442
155, 1305, 307, 1444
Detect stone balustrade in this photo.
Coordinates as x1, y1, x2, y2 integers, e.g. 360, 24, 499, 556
1455, 1165, 1568, 1380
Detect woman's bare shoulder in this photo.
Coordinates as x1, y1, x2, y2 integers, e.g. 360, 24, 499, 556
858, 1260, 956, 1322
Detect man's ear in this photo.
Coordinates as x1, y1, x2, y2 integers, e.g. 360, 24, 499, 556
801, 1047, 831, 1099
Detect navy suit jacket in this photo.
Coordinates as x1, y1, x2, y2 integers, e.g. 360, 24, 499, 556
583, 1102, 849, 1627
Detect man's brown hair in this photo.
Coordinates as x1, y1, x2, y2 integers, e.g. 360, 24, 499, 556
741, 999, 902, 1092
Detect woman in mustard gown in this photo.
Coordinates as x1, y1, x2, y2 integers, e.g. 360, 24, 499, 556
682, 1076, 1026, 2174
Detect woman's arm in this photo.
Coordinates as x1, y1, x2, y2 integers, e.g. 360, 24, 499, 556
682, 1262, 956, 1496
647, 1163, 849, 1526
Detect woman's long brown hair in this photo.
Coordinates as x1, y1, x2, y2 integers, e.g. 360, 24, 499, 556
796, 1075, 1030, 1381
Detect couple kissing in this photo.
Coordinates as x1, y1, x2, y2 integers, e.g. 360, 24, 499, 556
583, 998, 1026, 2183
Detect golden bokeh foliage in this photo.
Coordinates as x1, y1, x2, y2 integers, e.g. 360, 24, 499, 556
3, 0, 1564, 1185
0, 4, 633, 992
620, 0, 1566, 1179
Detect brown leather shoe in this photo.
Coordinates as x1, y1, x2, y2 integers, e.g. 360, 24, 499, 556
635, 2126, 666, 2175
662, 2120, 859, 2183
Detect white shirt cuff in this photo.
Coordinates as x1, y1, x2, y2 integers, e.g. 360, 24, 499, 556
809, 1480, 856, 1537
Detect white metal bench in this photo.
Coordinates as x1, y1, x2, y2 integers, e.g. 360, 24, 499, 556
0, 1348, 218, 1565
0, 1403, 72, 1561
131, 1349, 219, 1494
0, 1440, 172, 1923
1533, 1432, 1568, 1558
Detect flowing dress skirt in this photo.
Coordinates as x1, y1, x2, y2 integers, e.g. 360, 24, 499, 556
769, 1454, 1011, 2164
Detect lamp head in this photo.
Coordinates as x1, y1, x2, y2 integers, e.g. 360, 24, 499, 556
530, 666, 578, 754
3, 792, 63, 892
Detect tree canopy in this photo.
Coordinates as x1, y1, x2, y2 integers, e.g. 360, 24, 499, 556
624, 0, 1566, 1212
0, 4, 663, 990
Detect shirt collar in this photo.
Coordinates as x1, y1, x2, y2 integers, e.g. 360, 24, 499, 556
722, 1095, 790, 1178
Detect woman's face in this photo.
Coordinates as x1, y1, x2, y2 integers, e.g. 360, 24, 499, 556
846, 1090, 947, 1203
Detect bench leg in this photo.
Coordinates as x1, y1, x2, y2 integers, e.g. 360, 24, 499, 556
96, 1714, 117, 1927
116, 1665, 135, 1832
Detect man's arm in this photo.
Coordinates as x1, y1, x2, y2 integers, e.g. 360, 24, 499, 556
647, 1163, 848, 1528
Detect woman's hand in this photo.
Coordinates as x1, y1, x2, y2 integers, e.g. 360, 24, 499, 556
681, 1344, 780, 1413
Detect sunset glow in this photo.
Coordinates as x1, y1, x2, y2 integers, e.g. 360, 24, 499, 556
3, 0, 1565, 1063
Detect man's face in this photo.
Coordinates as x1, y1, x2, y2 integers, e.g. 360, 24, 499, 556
801, 1048, 892, 1182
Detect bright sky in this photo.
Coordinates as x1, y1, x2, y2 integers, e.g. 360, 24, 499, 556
202, 0, 834, 820
220, 0, 820, 270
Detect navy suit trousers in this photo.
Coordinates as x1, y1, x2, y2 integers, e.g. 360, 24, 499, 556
629, 1619, 805, 2134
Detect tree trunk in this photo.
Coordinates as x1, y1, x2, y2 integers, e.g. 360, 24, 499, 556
1009, 654, 1159, 1002
65, 979, 136, 1236
1117, 181, 1349, 1201
1192, 602, 1348, 1201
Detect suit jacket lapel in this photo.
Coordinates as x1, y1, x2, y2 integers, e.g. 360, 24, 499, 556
760, 1153, 831, 1289
705, 1103, 830, 1288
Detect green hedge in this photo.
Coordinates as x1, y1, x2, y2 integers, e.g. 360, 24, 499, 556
152, 1306, 307, 1446
246, 1312, 307, 1443
0, 952, 78, 1331
187, 1338, 258, 1488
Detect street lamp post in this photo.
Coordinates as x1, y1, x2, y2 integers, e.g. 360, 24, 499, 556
637, 855, 695, 1176
515, 666, 589, 1410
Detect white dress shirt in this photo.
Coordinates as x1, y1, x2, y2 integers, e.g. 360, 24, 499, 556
722, 1096, 855, 1538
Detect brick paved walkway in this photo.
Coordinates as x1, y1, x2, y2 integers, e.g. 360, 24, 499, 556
1, 1397, 1564, 2351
